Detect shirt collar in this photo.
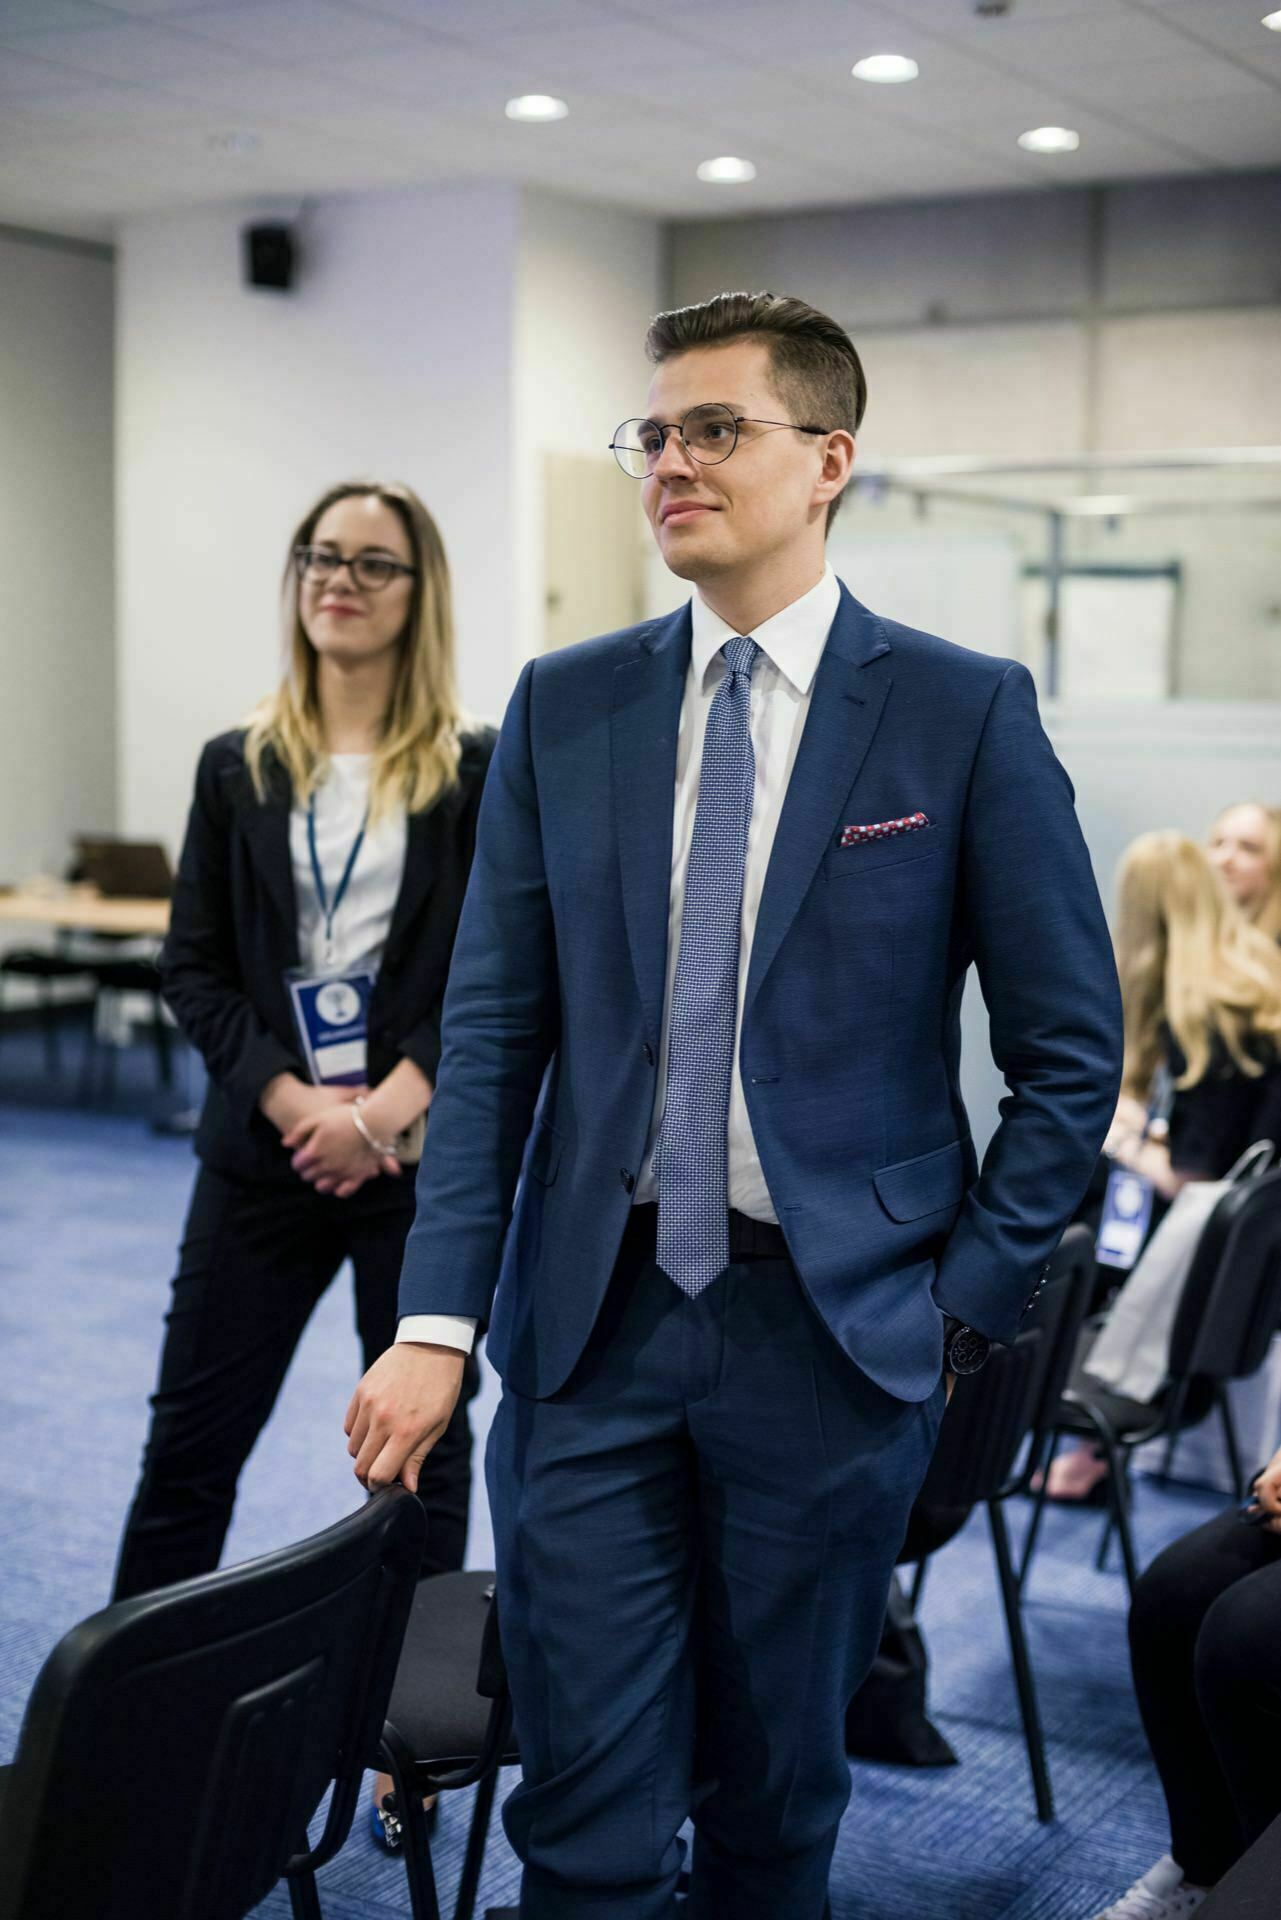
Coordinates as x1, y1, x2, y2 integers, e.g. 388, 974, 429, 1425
690, 566, 840, 697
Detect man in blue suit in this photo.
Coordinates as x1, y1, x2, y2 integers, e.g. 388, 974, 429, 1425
347, 291, 1123, 1918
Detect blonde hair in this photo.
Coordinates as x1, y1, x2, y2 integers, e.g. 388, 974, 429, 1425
1209, 800, 1281, 944
1116, 831, 1281, 1097
244, 480, 465, 821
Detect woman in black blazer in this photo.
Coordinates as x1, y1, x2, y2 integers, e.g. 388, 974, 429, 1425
113, 482, 493, 1629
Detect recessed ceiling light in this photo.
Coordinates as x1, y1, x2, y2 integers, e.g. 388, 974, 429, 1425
1018, 125, 1081, 153
696, 156, 757, 184
206, 129, 261, 155
1262, 8, 1281, 27
505, 94, 568, 122
852, 54, 919, 84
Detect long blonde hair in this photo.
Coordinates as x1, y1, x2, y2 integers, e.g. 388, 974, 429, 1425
244, 480, 465, 820
1209, 800, 1281, 944
1116, 831, 1281, 1096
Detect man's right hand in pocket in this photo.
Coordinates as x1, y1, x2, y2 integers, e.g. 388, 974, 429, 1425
345, 1343, 466, 1493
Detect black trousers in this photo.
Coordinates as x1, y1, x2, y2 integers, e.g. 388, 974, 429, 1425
1130, 1506, 1281, 1886
112, 1164, 480, 1602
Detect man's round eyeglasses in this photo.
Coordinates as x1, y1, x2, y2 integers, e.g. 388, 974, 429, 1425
293, 546, 417, 593
609, 401, 832, 479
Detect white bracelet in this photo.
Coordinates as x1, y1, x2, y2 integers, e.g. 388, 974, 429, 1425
351, 1100, 397, 1159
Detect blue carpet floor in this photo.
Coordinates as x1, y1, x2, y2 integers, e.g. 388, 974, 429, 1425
0, 1035, 1228, 1919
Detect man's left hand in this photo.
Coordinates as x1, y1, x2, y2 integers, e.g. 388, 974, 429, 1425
945, 1372, 956, 1404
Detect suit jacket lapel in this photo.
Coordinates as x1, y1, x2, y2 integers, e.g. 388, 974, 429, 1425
229, 752, 297, 948
385, 798, 446, 957
745, 585, 893, 1017
612, 604, 691, 1050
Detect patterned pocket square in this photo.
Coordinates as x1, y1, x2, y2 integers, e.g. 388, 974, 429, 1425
839, 811, 931, 848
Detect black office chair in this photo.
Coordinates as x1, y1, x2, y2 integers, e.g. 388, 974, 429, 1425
1197, 1807, 1281, 1919
378, 1570, 520, 1920
901, 1224, 1097, 1823
1022, 1167, 1281, 1599
0, 1486, 425, 1920
0, 947, 97, 1074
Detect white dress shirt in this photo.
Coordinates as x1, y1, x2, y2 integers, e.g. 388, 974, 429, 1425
290, 754, 406, 975
398, 567, 841, 1355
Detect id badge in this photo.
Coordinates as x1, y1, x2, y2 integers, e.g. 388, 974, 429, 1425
285, 966, 376, 1087
1095, 1163, 1155, 1271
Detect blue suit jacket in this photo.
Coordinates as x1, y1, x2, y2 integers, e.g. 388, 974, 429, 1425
399, 583, 1123, 1403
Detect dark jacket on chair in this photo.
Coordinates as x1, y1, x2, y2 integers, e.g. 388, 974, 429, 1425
161, 726, 496, 1186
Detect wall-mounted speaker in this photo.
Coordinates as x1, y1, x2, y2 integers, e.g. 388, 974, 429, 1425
243, 223, 295, 292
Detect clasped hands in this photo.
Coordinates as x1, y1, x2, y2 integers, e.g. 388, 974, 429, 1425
260, 1073, 400, 1198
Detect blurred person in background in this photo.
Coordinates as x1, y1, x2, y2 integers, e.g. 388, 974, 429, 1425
1087, 1443, 1281, 1919
1047, 832, 1281, 1501
112, 480, 493, 1844
1207, 800, 1281, 943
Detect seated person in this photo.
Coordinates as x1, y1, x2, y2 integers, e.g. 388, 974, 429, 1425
1088, 1445, 1281, 1919
1048, 833, 1281, 1501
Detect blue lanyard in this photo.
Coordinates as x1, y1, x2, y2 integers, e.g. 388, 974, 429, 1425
307, 796, 367, 963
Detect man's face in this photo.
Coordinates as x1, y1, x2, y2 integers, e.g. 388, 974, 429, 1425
639, 337, 836, 584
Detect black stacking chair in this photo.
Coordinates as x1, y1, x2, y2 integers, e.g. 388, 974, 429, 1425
0, 1487, 425, 1920
378, 1571, 519, 1920
1022, 1167, 1281, 1599
84, 953, 173, 1095
1197, 1807, 1281, 1919
0, 947, 96, 1073
901, 1224, 1096, 1823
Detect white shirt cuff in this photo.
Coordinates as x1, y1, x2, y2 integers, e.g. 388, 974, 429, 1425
396, 1314, 477, 1354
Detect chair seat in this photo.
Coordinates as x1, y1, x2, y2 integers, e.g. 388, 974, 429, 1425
385, 1572, 520, 1770
92, 959, 162, 992
0, 951, 95, 979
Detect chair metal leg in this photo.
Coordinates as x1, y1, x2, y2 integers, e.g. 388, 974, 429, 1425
1017, 1429, 1062, 1594
1159, 1379, 1191, 1482
454, 1761, 502, 1920
1215, 1388, 1245, 1500
1090, 1433, 1139, 1601
988, 1501, 1054, 1823
908, 1556, 929, 1613
287, 1866, 323, 1920
153, 999, 173, 1088
396, 1781, 445, 1920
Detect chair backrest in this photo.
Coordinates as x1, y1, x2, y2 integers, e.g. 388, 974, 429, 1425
915, 1224, 1096, 1510
1167, 1168, 1281, 1386
0, 1486, 425, 1920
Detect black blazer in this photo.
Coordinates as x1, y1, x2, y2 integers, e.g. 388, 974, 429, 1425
161, 726, 496, 1185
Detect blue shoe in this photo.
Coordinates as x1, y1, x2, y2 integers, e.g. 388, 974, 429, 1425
369, 1791, 439, 1852
370, 1792, 403, 1853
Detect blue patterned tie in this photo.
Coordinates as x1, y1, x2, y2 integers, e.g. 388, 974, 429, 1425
657, 635, 760, 1296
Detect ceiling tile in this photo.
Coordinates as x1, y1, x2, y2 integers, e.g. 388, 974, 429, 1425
170, 0, 425, 63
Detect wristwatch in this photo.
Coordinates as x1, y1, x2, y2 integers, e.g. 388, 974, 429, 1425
942, 1316, 992, 1377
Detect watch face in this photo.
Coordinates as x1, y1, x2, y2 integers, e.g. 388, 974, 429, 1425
948, 1326, 990, 1376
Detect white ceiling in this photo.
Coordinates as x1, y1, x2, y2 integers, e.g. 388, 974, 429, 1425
1, 0, 1279, 242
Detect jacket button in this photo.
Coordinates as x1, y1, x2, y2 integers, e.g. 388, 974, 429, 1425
619, 1168, 635, 1193
643, 1043, 655, 1066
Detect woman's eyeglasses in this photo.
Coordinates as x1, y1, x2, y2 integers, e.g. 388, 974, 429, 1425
293, 546, 417, 593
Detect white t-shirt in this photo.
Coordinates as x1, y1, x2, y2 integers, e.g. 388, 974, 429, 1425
290, 754, 407, 972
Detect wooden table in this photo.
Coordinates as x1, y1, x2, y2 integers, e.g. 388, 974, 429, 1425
0, 885, 169, 939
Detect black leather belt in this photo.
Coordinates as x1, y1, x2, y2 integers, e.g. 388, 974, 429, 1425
626, 1204, 789, 1261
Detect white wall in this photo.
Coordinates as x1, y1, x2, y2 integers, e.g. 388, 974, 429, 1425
670, 175, 1281, 703
115, 184, 521, 850
513, 189, 662, 663
0, 228, 115, 882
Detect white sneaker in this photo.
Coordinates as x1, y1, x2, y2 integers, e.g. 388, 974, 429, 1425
1092, 1855, 1208, 1919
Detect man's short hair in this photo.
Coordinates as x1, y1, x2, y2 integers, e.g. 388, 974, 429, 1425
644, 290, 866, 530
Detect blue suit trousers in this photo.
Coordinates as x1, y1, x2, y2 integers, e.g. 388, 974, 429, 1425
486, 1211, 947, 1919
